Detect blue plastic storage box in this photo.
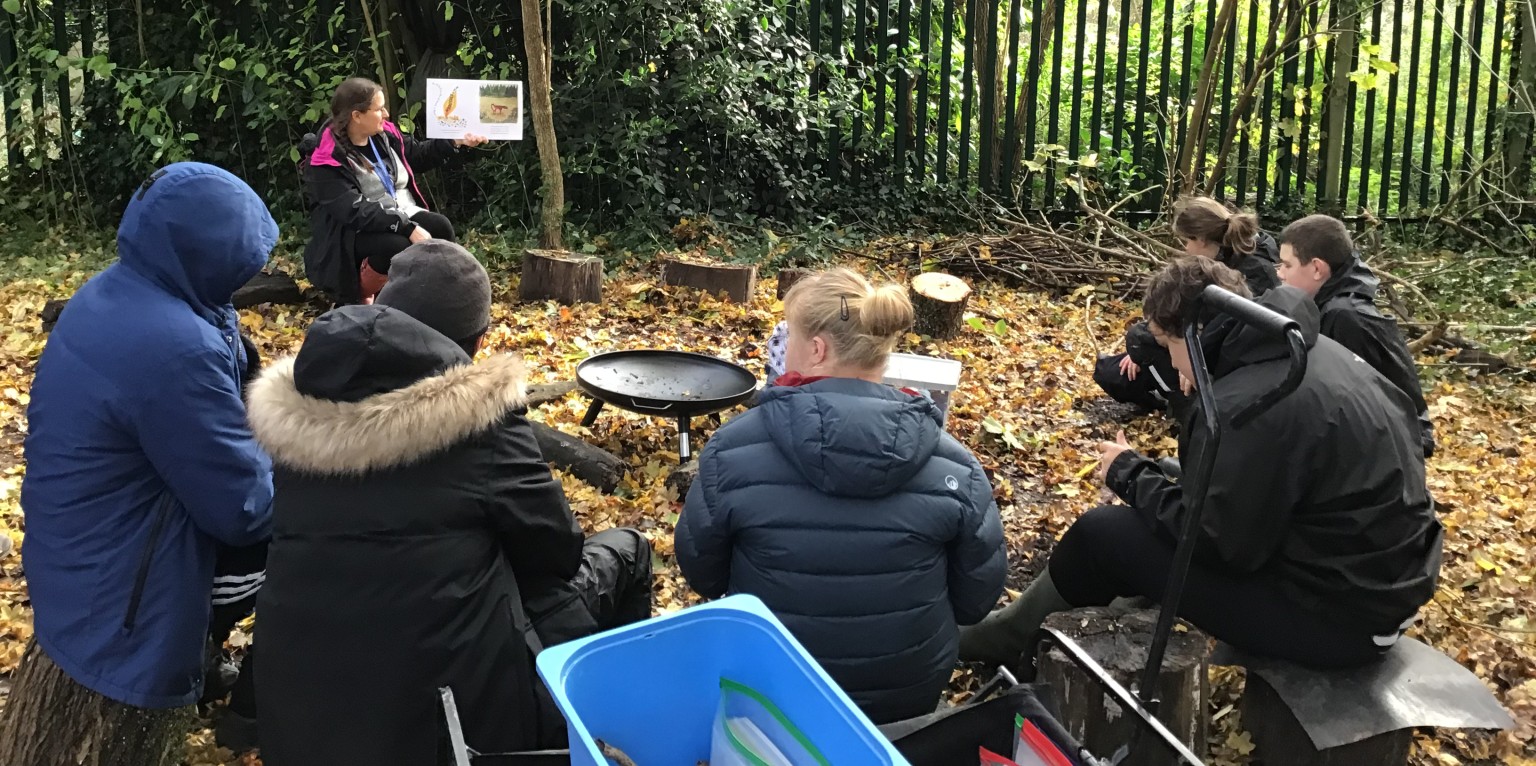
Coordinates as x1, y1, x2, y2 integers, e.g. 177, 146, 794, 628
536, 594, 910, 766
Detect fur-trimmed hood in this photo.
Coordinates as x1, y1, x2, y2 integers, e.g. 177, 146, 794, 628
249, 353, 528, 475
247, 306, 529, 476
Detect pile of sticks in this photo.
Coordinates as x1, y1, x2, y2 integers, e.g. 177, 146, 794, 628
918, 206, 1180, 298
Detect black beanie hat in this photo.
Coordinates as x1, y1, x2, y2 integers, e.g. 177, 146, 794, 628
375, 241, 491, 345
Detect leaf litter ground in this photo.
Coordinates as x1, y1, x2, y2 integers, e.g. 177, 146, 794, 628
0, 260, 1531, 765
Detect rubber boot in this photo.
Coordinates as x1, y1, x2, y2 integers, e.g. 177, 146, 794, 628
958, 571, 1072, 677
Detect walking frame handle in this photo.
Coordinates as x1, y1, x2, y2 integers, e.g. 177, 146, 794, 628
1135, 287, 1308, 747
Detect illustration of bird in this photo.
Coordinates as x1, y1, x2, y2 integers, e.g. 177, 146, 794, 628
441, 87, 459, 119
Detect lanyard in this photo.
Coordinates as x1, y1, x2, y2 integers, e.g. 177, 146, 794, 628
368, 139, 396, 198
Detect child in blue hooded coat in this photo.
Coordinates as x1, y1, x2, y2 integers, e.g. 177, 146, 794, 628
0, 163, 276, 766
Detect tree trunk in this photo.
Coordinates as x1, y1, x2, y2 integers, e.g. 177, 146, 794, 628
662, 259, 759, 304
520, 249, 603, 305
356, 0, 396, 112
1242, 674, 1412, 765
775, 267, 814, 300
1207, 0, 1302, 191
1507, 0, 1536, 192
0, 640, 193, 766
1008, 0, 1057, 183
1319, 0, 1359, 208
1176, 0, 1240, 196
520, 0, 566, 250
910, 272, 973, 340
1036, 608, 1209, 766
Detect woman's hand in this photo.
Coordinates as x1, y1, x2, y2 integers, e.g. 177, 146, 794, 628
1096, 430, 1132, 486
1118, 355, 1141, 381
453, 133, 490, 148
409, 226, 431, 244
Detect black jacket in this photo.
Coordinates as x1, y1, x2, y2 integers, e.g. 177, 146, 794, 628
299, 122, 459, 304
1123, 231, 1280, 370
1313, 257, 1435, 457
248, 306, 582, 763
1107, 287, 1442, 637
675, 377, 1007, 724
1218, 230, 1282, 297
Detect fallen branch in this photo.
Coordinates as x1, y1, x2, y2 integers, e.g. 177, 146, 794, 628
530, 421, 627, 493
1404, 322, 1536, 334
1407, 321, 1446, 355
1082, 294, 1102, 359
525, 380, 578, 408
1433, 215, 1517, 256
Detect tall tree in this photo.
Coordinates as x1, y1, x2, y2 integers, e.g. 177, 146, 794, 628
1177, 0, 1241, 195
1507, 0, 1536, 192
521, 0, 566, 249
1320, 0, 1360, 207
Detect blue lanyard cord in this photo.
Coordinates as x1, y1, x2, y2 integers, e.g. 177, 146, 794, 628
368, 139, 396, 198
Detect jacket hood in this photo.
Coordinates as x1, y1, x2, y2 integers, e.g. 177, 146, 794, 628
1314, 254, 1380, 307
247, 305, 529, 475
117, 162, 277, 323
1208, 285, 1321, 377
756, 377, 943, 498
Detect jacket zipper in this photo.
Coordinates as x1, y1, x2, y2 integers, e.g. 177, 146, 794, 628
123, 494, 176, 632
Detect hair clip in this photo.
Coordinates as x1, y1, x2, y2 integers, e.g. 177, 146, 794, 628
839, 296, 850, 321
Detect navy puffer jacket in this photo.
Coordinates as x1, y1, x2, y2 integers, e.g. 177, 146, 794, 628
676, 377, 1007, 723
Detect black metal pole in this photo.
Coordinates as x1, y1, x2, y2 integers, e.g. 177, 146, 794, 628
1138, 321, 1223, 710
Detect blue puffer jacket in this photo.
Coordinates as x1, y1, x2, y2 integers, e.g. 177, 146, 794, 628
21, 162, 277, 708
676, 377, 1007, 723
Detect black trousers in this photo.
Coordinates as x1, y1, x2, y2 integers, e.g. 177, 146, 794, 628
1047, 505, 1387, 668
208, 542, 268, 715
354, 210, 457, 274
576, 528, 654, 630
1092, 351, 1180, 412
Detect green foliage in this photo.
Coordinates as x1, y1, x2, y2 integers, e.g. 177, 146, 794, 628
2, 0, 360, 225
0, 0, 1522, 236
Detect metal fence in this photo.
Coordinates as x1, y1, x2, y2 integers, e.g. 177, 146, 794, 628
1, 0, 1528, 217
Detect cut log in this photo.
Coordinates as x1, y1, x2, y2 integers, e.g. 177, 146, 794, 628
1242, 674, 1411, 766
910, 272, 973, 340
663, 259, 758, 303
0, 640, 192, 766
524, 381, 577, 409
776, 267, 814, 300
666, 459, 700, 497
529, 421, 626, 493
38, 271, 304, 333
39, 299, 68, 332
232, 271, 304, 308
1036, 607, 1209, 766
520, 249, 603, 305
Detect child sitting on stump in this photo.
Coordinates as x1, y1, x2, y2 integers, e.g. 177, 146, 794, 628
961, 257, 1442, 676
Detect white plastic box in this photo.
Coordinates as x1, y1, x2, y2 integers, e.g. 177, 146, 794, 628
882, 353, 962, 423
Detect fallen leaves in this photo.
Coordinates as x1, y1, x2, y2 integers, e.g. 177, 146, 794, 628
0, 257, 1531, 765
